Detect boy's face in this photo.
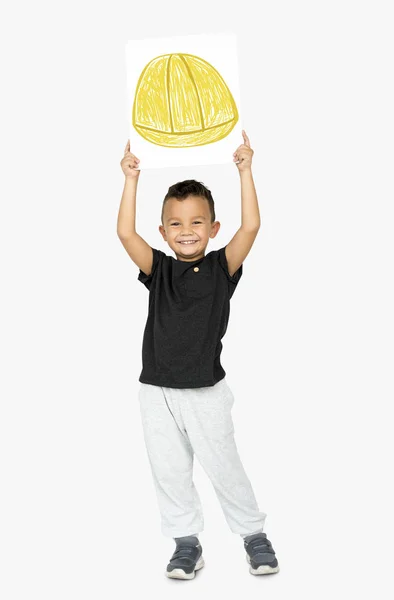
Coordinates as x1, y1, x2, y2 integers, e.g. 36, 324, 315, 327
159, 195, 220, 261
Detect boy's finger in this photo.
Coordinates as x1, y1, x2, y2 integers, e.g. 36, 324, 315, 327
125, 151, 140, 162
242, 130, 250, 147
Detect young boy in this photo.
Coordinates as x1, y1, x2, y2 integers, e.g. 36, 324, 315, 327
117, 131, 280, 579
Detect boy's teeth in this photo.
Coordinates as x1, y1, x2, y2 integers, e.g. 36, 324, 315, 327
180, 241, 196, 244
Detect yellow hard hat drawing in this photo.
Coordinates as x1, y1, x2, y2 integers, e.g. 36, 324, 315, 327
132, 53, 239, 148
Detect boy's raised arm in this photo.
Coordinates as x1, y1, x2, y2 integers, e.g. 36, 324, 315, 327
117, 142, 154, 276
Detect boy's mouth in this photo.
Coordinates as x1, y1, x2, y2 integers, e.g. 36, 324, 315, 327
178, 240, 198, 245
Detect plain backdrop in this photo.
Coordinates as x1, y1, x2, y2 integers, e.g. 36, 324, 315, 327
1, 1, 393, 599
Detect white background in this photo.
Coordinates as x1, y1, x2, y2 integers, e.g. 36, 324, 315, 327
1, 1, 393, 598
126, 32, 243, 168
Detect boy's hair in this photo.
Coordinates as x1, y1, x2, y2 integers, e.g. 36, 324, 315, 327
161, 180, 216, 225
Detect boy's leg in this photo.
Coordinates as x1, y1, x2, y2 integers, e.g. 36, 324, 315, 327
138, 383, 204, 538
177, 378, 266, 536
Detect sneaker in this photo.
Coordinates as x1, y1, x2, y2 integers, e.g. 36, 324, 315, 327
166, 535, 205, 580
244, 532, 280, 575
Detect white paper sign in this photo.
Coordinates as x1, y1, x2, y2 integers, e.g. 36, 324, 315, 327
125, 32, 242, 169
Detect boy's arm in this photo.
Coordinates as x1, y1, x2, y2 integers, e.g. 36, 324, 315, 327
225, 169, 261, 278
117, 177, 154, 276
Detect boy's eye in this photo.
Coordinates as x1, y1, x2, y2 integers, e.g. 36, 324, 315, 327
171, 221, 201, 226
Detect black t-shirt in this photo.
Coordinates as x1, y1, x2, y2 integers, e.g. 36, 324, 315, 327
137, 245, 243, 388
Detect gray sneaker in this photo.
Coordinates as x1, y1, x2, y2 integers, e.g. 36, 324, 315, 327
166, 535, 204, 580
244, 532, 280, 575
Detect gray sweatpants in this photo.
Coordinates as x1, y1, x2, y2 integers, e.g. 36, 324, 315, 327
138, 377, 267, 538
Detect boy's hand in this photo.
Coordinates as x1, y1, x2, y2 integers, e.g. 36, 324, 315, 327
233, 130, 254, 172
120, 139, 140, 179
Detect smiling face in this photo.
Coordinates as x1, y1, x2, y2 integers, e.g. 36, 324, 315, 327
159, 195, 220, 261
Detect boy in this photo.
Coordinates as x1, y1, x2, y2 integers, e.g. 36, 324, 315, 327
117, 131, 280, 579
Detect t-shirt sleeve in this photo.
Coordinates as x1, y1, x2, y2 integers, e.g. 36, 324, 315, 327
137, 247, 164, 290
217, 245, 243, 297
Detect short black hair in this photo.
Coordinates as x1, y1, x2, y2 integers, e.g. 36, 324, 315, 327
161, 179, 215, 225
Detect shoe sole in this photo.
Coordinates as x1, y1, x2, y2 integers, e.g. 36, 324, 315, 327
246, 553, 280, 575
166, 555, 205, 580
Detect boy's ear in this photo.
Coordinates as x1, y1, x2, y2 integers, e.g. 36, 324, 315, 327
210, 221, 221, 238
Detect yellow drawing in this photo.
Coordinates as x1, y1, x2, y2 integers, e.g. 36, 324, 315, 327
132, 53, 239, 147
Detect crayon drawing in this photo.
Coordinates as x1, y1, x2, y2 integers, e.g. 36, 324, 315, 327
132, 53, 239, 148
